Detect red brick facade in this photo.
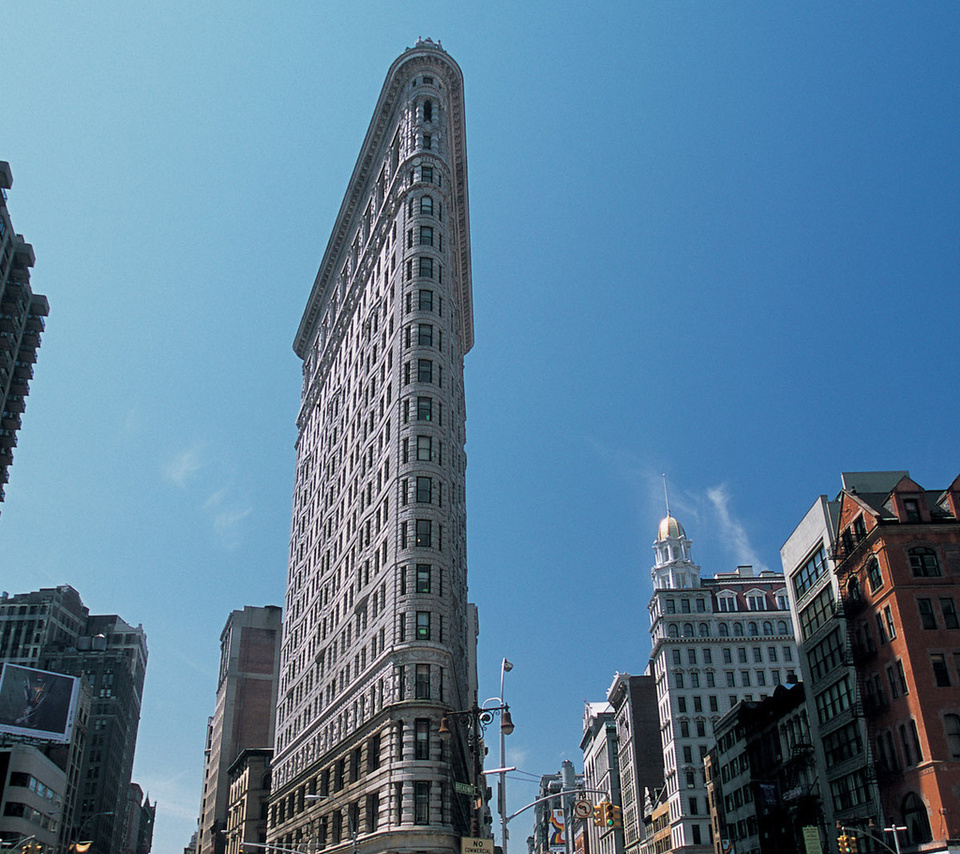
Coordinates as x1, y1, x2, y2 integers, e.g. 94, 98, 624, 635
834, 473, 960, 851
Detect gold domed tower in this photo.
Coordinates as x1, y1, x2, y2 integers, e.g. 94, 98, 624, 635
652, 512, 700, 589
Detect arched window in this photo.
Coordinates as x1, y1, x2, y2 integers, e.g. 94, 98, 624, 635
668, 624, 679, 638
909, 547, 941, 577
733, 622, 744, 636
748, 621, 759, 636
866, 558, 883, 592
718, 622, 729, 637
683, 623, 694, 638
777, 620, 788, 635
847, 576, 862, 602
762, 621, 773, 636
901, 792, 932, 844
698, 623, 710, 637
420, 195, 434, 216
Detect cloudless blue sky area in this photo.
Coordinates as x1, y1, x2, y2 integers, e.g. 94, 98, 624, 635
2, 3, 959, 851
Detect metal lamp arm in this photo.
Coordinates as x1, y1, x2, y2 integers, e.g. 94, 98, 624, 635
837, 825, 899, 854
505, 788, 610, 824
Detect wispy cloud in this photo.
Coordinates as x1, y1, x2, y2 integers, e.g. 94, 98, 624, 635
204, 487, 253, 550
163, 444, 206, 487
706, 484, 769, 573
162, 446, 252, 548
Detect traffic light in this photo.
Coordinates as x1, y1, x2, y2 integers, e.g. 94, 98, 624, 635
604, 802, 616, 827
611, 805, 622, 828
593, 803, 604, 827
848, 835, 858, 854
838, 832, 850, 854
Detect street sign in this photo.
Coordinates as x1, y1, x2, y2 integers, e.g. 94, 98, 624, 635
462, 837, 494, 854
455, 782, 476, 796
573, 799, 593, 819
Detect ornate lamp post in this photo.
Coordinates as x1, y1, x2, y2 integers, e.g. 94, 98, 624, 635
438, 658, 515, 848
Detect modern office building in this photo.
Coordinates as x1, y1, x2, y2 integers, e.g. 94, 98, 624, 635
606, 673, 662, 854
648, 515, 797, 854
268, 39, 478, 854
196, 606, 282, 854
0, 161, 49, 510
0, 744, 67, 852
0, 586, 148, 854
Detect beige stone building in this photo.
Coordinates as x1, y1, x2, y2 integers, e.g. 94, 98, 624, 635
268, 38, 479, 854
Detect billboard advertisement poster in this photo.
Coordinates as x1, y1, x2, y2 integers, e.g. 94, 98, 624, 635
549, 809, 565, 852
0, 663, 80, 743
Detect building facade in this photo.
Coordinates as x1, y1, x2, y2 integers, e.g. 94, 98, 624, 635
120, 783, 156, 854
707, 683, 819, 854
268, 40, 478, 854
781, 485, 881, 852
197, 606, 282, 854
0, 586, 148, 854
829, 471, 960, 852
648, 515, 797, 854
223, 747, 272, 854
0, 161, 48, 510
0, 744, 66, 851
529, 764, 584, 854
606, 673, 662, 854
581, 702, 624, 854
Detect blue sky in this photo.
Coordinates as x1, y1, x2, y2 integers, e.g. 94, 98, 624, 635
2, 3, 959, 852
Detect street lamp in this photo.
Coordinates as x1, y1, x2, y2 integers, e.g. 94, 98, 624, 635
498, 658, 514, 854
438, 657, 515, 851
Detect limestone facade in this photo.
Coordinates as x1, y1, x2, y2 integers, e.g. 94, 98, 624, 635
268, 40, 477, 854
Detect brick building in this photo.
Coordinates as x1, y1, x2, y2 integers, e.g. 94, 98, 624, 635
831, 472, 960, 852
196, 606, 281, 854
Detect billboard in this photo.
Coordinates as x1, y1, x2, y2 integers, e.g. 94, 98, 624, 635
0, 663, 80, 743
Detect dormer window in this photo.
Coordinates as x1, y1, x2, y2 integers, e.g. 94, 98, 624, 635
903, 498, 921, 523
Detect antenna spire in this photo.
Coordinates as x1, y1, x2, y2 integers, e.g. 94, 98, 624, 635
662, 474, 670, 517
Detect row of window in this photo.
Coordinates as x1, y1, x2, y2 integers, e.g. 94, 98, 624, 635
666, 619, 790, 638
917, 595, 960, 629
857, 547, 942, 595
672, 645, 793, 667
673, 668, 796, 690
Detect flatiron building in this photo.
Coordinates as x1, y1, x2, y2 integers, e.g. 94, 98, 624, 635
269, 39, 478, 854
